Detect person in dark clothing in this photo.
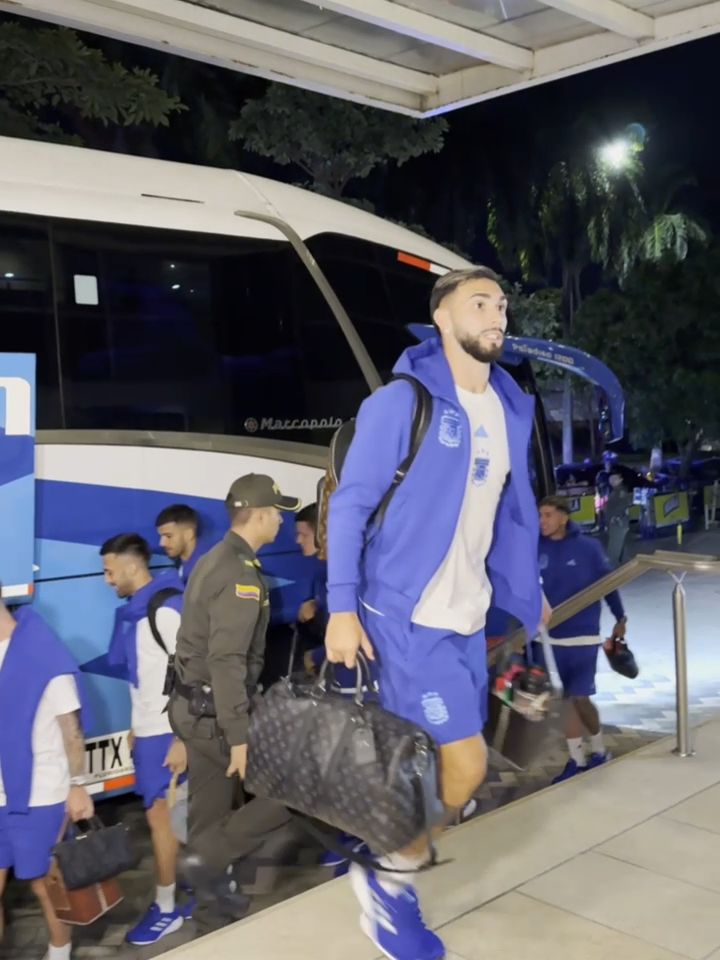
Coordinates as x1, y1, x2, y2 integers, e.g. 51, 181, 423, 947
169, 475, 301, 930
537, 496, 627, 784
603, 471, 632, 566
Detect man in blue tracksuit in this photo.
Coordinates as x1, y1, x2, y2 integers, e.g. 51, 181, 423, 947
156, 504, 213, 585
326, 266, 547, 960
537, 496, 627, 783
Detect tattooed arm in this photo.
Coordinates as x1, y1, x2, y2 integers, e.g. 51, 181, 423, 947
57, 710, 85, 778
57, 708, 94, 821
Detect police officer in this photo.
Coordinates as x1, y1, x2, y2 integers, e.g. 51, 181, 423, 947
168, 474, 301, 928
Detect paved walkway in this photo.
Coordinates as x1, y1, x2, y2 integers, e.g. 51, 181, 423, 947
156, 718, 720, 960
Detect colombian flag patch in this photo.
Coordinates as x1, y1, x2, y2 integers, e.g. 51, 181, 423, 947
236, 584, 260, 601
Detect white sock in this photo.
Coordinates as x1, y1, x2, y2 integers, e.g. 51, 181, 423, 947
47, 944, 71, 960
567, 737, 586, 767
376, 852, 424, 894
155, 883, 176, 914
590, 731, 605, 756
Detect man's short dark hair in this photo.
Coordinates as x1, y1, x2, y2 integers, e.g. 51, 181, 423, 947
295, 503, 318, 529
155, 504, 199, 530
539, 495, 571, 515
99, 533, 152, 564
429, 266, 501, 320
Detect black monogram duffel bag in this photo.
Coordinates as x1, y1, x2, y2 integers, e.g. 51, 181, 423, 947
245, 655, 445, 857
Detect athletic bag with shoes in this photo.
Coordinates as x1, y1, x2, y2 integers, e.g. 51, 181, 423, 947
315, 373, 433, 559
604, 637, 639, 679
245, 653, 445, 863
483, 627, 563, 772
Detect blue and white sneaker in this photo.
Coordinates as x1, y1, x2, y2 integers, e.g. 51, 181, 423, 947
318, 833, 366, 868
125, 904, 184, 945
551, 758, 587, 784
350, 864, 445, 960
587, 749, 612, 769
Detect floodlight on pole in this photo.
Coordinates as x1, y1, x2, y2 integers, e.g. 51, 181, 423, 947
599, 139, 632, 170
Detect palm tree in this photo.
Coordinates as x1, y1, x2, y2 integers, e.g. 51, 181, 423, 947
608, 167, 708, 281
488, 150, 644, 463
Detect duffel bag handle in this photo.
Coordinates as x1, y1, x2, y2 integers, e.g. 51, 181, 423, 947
66, 816, 106, 840
314, 651, 378, 706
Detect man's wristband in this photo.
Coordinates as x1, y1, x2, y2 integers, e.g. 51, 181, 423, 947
69, 775, 90, 788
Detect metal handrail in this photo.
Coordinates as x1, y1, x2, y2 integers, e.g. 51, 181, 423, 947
496, 549, 720, 758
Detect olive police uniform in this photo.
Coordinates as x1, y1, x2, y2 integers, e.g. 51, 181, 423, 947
169, 474, 301, 923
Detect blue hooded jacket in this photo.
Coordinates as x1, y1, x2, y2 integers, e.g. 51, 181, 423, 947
0, 606, 91, 813
539, 521, 625, 639
327, 337, 543, 637
108, 574, 185, 687
179, 537, 214, 585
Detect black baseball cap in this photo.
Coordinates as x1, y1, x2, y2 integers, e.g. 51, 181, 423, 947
226, 474, 301, 511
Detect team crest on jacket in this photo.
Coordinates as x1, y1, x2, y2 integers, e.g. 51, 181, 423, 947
472, 455, 490, 486
438, 407, 461, 448
421, 692, 449, 725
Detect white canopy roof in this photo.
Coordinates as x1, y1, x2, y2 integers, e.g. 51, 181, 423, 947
4, 0, 719, 116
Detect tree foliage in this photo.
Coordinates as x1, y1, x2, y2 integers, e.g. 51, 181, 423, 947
0, 21, 184, 144
229, 85, 448, 199
572, 246, 720, 459
506, 284, 562, 388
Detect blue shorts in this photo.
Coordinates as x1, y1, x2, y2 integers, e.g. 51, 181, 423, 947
533, 641, 600, 697
359, 605, 488, 745
132, 733, 186, 809
0, 802, 65, 880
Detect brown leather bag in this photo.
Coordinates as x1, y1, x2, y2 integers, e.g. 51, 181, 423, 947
45, 818, 124, 926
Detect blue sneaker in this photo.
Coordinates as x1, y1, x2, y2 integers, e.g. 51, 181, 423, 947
587, 750, 612, 769
126, 904, 184, 945
318, 832, 363, 867
552, 759, 587, 784
333, 841, 371, 878
350, 864, 445, 960
180, 897, 196, 919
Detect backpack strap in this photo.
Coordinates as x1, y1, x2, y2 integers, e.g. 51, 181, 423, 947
370, 373, 433, 530
146, 587, 183, 655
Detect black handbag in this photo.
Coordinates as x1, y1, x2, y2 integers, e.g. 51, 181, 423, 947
244, 654, 445, 860
52, 817, 135, 891
604, 637, 639, 679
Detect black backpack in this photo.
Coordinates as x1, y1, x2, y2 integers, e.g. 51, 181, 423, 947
316, 374, 433, 559
147, 586, 183, 697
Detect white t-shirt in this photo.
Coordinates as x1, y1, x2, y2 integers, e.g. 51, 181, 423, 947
413, 384, 510, 635
0, 636, 81, 808
130, 607, 180, 738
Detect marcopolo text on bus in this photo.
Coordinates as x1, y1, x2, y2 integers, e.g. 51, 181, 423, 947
244, 417, 343, 433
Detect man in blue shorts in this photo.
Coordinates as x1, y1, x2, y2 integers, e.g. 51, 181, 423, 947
325, 266, 548, 960
537, 496, 627, 783
101, 534, 187, 946
0, 592, 93, 960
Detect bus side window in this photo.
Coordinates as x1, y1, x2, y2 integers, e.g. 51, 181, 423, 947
307, 233, 432, 382
46, 220, 370, 439
0, 215, 63, 428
